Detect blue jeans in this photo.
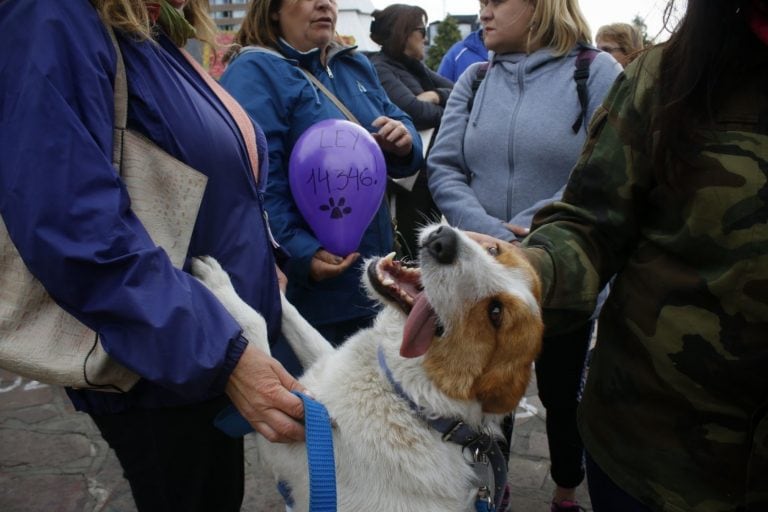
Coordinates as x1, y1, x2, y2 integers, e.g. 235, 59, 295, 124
586, 454, 652, 511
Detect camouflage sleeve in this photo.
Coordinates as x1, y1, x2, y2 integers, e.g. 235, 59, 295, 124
521, 53, 657, 330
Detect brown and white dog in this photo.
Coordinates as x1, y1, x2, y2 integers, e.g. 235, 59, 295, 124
192, 224, 543, 512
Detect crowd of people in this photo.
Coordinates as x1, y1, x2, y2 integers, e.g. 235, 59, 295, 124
0, 0, 765, 511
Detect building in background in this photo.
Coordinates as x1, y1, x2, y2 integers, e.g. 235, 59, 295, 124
336, 0, 378, 52
208, 0, 248, 31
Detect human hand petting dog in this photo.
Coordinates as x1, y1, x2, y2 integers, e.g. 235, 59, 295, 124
310, 248, 360, 281
504, 222, 530, 239
226, 343, 307, 443
371, 116, 413, 157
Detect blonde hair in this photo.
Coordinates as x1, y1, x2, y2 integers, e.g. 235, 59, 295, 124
596, 23, 644, 54
91, 0, 217, 46
528, 0, 592, 56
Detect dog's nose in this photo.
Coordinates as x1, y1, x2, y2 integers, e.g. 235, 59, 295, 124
424, 226, 457, 264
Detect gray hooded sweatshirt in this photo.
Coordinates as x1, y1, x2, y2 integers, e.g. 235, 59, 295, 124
427, 46, 622, 241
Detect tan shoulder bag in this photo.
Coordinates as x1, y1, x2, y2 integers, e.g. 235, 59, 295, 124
0, 26, 209, 391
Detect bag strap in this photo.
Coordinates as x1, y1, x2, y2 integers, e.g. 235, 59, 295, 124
180, 49, 260, 185
105, 25, 260, 185
300, 68, 361, 125
105, 25, 128, 173
467, 61, 490, 112
571, 47, 599, 134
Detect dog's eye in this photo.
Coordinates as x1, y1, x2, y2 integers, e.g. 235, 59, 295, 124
488, 300, 503, 328
487, 245, 499, 257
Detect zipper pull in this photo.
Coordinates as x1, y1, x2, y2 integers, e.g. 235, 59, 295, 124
326, 65, 334, 79
262, 210, 281, 250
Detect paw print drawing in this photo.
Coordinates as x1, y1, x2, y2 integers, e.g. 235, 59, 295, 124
319, 196, 352, 219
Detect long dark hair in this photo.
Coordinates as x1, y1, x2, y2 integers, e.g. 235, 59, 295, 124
653, 0, 767, 185
369, 4, 427, 59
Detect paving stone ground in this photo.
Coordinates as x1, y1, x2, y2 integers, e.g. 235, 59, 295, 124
0, 368, 591, 511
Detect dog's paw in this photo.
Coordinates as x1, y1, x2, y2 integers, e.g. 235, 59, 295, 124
191, 256, 271, 354
191, 256, 233, 292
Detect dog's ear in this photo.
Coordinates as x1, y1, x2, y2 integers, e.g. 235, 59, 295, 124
470, 294, 543, 414
424, 293, 542, 411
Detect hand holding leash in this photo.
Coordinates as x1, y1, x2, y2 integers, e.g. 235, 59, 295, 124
226, 343, 307, 443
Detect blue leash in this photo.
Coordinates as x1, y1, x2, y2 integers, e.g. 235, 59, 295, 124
295, 391, 337, 511
214, 392, 337, 512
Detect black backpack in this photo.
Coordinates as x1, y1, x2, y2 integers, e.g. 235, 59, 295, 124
467, 47, 599, 134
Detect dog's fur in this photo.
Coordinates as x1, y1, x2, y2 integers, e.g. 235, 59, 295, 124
192, 224, 543, 512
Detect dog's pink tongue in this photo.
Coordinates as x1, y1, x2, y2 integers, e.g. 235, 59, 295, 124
401, 292, 437, 358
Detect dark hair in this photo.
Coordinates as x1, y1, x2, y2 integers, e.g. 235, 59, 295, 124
369, 4, 428, 58
654, 0, 768, 184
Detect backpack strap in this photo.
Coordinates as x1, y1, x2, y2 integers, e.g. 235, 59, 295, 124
467, 62, 490, 112
571, 47, 599, 133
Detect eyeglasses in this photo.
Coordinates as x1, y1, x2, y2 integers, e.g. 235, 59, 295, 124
414, 27, 426, 37
598, 45, 623, 54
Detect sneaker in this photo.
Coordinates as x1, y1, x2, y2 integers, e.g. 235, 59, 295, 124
550, 500, 586, 512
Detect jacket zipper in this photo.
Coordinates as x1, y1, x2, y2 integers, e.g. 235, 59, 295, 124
507, 57, 527, 221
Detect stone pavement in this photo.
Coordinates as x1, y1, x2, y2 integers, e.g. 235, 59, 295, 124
0, 368, 591, 511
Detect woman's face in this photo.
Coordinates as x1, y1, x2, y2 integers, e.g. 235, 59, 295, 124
275, 0, 338, 52
403, 21, 427, 60
596, 36, 629, 67
480, 0, 535, 54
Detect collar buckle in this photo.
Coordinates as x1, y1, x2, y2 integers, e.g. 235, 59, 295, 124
441, 420, 465, 442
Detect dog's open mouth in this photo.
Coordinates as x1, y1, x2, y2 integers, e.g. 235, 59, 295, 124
368, 253, 442, 358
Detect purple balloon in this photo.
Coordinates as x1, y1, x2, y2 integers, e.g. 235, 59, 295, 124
289, 119, 386, 256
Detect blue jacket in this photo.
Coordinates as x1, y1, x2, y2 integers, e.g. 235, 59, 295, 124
220, 41, 422, 328
437, 29, 489, 82
0, 0, 283, 413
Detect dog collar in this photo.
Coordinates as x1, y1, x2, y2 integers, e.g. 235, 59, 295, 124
376, 346, 509, 510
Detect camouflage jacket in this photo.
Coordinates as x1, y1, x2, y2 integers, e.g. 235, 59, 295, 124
522, 46, 768, 511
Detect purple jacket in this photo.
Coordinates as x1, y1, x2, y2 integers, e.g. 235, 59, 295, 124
0, 0, 284, 413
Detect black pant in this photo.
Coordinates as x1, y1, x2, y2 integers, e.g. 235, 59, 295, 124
536, 322, 593, 488
586, 454, 651, 511
271, 316, 376, 377
316, 315, 375, 347
91, 395, 244, 512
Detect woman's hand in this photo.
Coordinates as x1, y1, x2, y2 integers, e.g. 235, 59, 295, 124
416, 90, 441, 104
226, 343, 307, 443
371, 116, 413, 157
504, 223, 530, 238
309, 248, 360, 281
